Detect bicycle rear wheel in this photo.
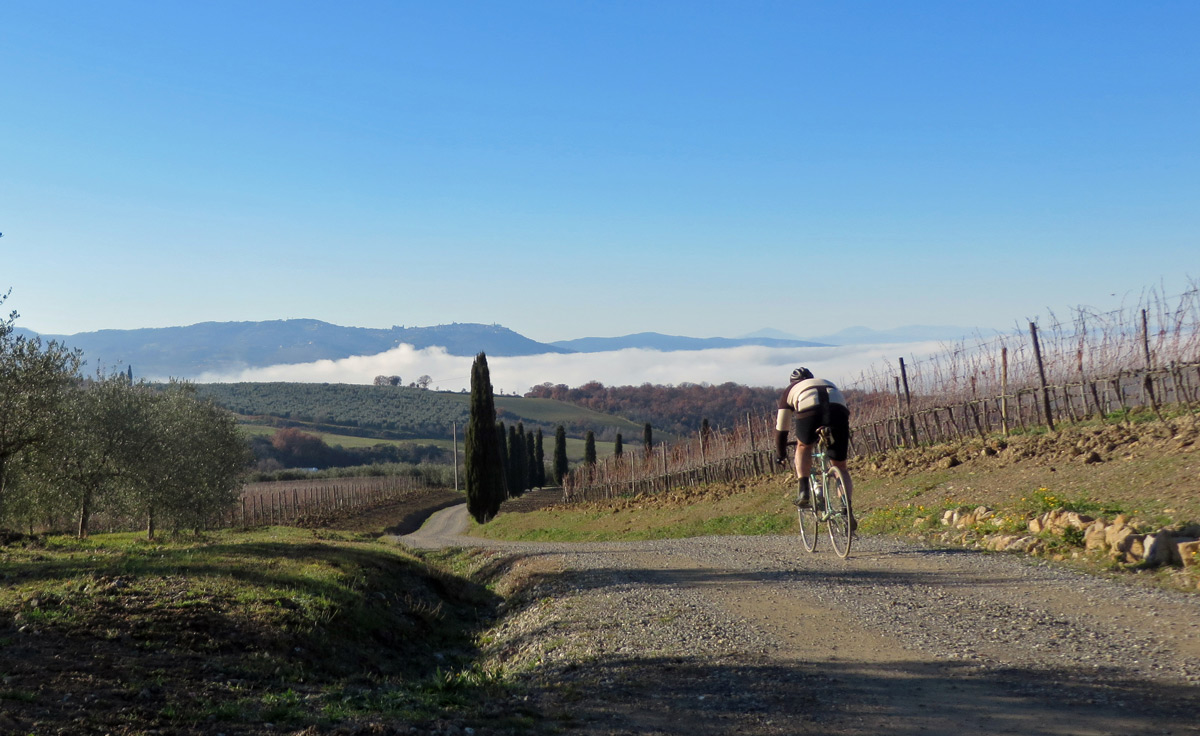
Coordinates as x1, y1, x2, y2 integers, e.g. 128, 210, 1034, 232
796, 476, 819, 553
825, 466, 853, 558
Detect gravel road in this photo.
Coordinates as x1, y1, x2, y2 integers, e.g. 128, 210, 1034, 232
398, 503, 1200, 735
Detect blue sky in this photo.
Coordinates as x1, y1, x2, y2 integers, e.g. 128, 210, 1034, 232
4, 1, 1197, 344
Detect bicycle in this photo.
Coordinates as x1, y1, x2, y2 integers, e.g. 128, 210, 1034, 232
790, 427, 854, 558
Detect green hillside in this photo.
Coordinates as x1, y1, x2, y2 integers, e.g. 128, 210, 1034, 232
195, 382, 648, 443
239, 423, 613, 463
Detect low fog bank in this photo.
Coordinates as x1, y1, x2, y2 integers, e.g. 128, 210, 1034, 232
196, 341, 945, 394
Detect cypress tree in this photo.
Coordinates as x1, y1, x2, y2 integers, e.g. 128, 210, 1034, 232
497, 422, 512, 499
465, 353, 505, 523
507, 424, 523, 495
535, 428, 546, 487
584, 430, 597, 465
518, 422, 531, 493
553, 425, 568, 485
530, 427, 540, 489
642, 423, 653, 456
614, 433, 623, 457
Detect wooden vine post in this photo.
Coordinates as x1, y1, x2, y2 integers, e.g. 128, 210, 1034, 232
1141, 308, 1166, 421
1000, 347, 1010, 435
1029, 322, 1055, 432
899, 358, 919, 444
660, 441, 668, 493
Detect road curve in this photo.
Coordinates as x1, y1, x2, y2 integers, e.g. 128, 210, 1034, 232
395, 502, 472, 547
393, 503, 1200, 735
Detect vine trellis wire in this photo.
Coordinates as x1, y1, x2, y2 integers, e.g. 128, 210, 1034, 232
563, 284, 1200, 504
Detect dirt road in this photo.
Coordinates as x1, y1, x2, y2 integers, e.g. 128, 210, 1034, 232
398, 503, 1200, 735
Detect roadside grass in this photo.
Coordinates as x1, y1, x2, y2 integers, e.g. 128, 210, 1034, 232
470, 414, 1200, 591
0, 528, 531, 733
471, 479, 798, 542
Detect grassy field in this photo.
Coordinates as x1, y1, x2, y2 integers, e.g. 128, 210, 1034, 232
238, 422, 453, 450
493, 396, 645, 434
239, 422, 618, 463
0, 526, 538, 734
203, 382, 651, 448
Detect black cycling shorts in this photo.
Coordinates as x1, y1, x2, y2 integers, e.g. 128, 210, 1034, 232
793, 404, 851, 461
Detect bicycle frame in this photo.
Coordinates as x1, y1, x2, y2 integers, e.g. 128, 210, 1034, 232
795, 426, 853, 558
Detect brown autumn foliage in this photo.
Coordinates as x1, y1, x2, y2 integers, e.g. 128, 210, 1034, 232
525, 381, 780, 436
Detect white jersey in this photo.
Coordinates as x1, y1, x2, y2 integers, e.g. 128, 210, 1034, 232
775, 378, 846, 432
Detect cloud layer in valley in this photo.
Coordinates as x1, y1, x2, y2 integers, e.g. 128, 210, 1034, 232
197, 341, 947, 394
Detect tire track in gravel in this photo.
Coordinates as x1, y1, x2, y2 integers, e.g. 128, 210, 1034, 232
396, 504, 1200, 735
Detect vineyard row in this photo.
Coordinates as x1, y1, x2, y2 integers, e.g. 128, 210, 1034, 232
563, 291, 1200, 503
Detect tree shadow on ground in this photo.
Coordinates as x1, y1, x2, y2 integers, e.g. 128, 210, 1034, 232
523, 654, 1198, 736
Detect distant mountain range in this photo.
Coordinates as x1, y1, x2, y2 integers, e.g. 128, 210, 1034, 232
550, 332, 828, 353
745, 325, 979, 345
18, 320, 567, 379
14, 319, 974, 381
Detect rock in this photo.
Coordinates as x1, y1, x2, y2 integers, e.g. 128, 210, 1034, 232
1127, 535, 1145, 559
1173, 522, 1200, 537
988, 535, 1017, 551
1176, 540, 1200, 568
1106, 526, 1140, 560
1085, 526, 1110, 551
1009, 536, 1038, 552
1082, 450, 1103, 464
1059, 511, 1095, 531
1106, 522, 1133, 548
943, 506, 976, 528
1028, 517, 1045, 534
940, 455, 960, 469
1140, 533, 1175, 567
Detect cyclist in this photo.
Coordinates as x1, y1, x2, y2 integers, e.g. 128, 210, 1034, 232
774, 367, 854, 522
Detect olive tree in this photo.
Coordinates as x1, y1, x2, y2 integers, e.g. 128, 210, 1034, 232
37, 374, 159, 537
131, 382, 249, 537
0, 295, 82, 523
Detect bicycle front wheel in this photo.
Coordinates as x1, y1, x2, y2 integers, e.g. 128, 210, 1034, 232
797, 477, 819, 553
825, 467, 853, 558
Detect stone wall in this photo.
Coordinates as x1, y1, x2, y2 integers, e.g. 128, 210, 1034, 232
934, 505, 1200, 574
